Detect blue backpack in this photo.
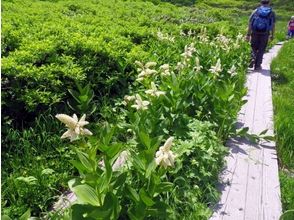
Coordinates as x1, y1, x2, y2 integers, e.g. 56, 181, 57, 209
252, 6, 273, 32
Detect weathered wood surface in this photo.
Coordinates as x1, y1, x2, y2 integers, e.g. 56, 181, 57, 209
210, 43, 283, 220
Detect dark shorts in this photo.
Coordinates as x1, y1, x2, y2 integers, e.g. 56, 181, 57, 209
288, 30, 294, 37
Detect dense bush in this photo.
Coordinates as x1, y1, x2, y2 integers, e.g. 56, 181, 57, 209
2, 0, 253, 218
1, 0, 246, 124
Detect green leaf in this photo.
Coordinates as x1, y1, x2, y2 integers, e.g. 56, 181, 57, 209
71, 204, 96, 220
126, 186, 140, 202
280, 209, 294, 220
138, 131, 151, 149
68, 89, 81, 102
103, 156, 112, 184
19, 208, 31, 220
1, 215, 12, 220
113, 172, 127, 189
89, 192, 119, 219
105, 143, 122, 158
262, 135, 275, 141
76, 151, 94, 172
259, 129, 268, 135
132, 154, 145, 172
146, 160, 156, 178
41, 168, 55, 175
139, 189, 155, 206
155, 182, 173, 194
71, 184, 100, 206
70, 160, 87, 173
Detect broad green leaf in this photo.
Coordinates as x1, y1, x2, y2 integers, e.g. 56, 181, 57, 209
76, 151, 94, 172
138, 131, 151, 149
146, 160, 156, 178
113, 172, 127, 189
72, 184, 100, 206
70, 160, 87, 173
105, 143, 122, 158
19, 208, 31, 220
71, 204, 96, 220
126, 186, 140, 202
139, 189, 155, 206
132, 154, 145, 172
2, 215, 12, 220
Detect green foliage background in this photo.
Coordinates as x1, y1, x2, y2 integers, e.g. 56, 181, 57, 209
1, 0, 293, 218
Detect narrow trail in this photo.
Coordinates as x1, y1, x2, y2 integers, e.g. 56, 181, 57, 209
210, 43, 284, 220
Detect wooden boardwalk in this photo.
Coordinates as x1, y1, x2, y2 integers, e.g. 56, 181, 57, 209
210, 43, 283, 220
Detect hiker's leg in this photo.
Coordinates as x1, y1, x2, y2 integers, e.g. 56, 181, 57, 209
250, 34, 258, 67
255, 34, 269, 67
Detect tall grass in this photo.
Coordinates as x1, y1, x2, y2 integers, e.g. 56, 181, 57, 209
1, 114, 74, 218
271, 40, 294, 211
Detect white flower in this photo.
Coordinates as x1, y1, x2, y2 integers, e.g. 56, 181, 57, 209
188, 29, 193, 37
159, 64, 171, 76
193, 57, 203, 72
98, 151, 129, 172
157, 31, 175, 42
124, 95, 136, 102
228, 65, 237, 76
145, 62, 157, 68
180, 30, 186, 36
155, 137, 176, 169
131, 94, 150, 110
209, 59, 222, 74
135, 61, 157, 79
181, 43, 196, 59
176, 62, 185, 71
145, 82, 166, 97
55, 114, 93, 141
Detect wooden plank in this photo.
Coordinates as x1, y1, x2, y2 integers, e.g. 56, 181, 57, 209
210, 43, 283, 220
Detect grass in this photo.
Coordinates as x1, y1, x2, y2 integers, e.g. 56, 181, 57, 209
1, 114, 75, 218
271, 39, 294, 211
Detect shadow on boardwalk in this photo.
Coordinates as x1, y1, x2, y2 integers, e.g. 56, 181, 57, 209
210, 43, 284, 220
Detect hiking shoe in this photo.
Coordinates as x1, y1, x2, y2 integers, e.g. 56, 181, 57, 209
254, 66, 262, 71
249, 60, 255, 68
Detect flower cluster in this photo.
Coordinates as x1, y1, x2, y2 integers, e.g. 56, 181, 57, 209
145, 82, 166, 97
180, 29, 196, 37
131, 94, 150, 110
215, 34, 232, 51
177, 43, 196, 70
55, 114, 93, 141
155, 137, 176, 169
228, 64, 237, 76
157, 30, 175, 42
159, 64, 171, 76
135, 61, 157, 81
209, 58, 222, 75
197, 27, 209, 43
193, 57, 203, 73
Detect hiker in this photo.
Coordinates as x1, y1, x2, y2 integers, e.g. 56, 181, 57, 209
287, 16, 294, 39
246, 0, 276, 70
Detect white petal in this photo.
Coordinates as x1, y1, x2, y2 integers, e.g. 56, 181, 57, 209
61, 129, 74, 139
79, 114, 86, 122
75, 126, 80, 135
131, 104, 140, 110
163, 137, 174, 151
145, 62, 157, 68
142, 101, 150, 106
56, 114, 77, 129
73, 114, 78, 122
82, 128, 93, 136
